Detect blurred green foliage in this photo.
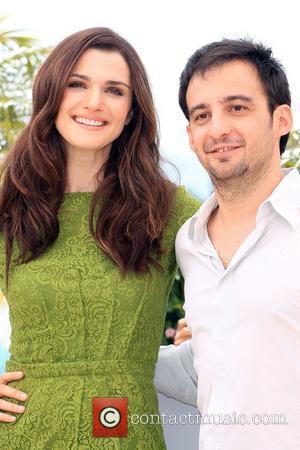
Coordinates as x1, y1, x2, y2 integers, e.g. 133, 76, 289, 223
162, 270, 186, 345
0, 15, 50, 153
282, 130, 300, 168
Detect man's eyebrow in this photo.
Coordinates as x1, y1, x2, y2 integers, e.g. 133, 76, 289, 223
188, 103, 207, 116
188, 95, 254, 117
221, 95, 254, 103
69, 73, 130, 90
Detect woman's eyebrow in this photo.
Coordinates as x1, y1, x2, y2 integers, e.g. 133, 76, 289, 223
69, 73, 130, 90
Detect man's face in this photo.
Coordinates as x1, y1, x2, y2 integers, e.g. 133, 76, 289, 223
186, 60, 279, 184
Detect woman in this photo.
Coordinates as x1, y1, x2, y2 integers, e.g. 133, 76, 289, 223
0, 27, 199, 448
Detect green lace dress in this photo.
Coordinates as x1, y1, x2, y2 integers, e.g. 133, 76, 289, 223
0, 187, 199, 450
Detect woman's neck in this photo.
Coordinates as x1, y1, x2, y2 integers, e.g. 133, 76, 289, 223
65, 146, 110, 192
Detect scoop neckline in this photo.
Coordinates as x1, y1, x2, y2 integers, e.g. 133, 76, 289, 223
63, 191, 93, 195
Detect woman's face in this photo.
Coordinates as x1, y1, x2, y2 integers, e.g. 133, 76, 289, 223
55, 48, 132, 157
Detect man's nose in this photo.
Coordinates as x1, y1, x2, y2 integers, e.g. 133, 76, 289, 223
208, 113, 231, 140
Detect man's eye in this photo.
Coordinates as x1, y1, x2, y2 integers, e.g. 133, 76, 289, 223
106, 87, 123, 96
195, 113, 209, 121
232, 105, 246, 112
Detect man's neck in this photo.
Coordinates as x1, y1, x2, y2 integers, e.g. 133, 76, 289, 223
207, 167, 284, 269
213, 167, 283, 227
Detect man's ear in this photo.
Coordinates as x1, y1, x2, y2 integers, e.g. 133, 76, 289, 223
187, 123, 196, 153
273, 104, 293, 138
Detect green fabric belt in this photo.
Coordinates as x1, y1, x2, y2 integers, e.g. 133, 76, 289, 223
6, 358, 155, 379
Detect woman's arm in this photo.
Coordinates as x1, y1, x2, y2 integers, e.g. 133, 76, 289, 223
0, 371, 27, 422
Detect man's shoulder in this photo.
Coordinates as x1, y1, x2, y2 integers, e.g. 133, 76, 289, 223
175, 213, 198, 247
174, 196, 206, 271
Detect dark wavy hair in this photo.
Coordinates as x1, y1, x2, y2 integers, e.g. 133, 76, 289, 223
179, 38, 291, 154
0, 27, 176, 282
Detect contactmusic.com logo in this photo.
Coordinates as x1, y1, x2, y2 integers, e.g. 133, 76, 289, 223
93, 398, 128, 437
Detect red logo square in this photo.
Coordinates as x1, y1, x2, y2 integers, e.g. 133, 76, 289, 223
93, 397, 128, 438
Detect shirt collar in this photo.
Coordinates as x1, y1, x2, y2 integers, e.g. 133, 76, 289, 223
190, 168, 300, 244
191, 193, 217, 244
261, 168, 300, 230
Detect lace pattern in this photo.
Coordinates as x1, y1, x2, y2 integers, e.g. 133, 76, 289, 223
0, 187, 200, 449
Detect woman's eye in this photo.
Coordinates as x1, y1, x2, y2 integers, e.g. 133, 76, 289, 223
66, 81, 85, 88
106, 87, 123, 96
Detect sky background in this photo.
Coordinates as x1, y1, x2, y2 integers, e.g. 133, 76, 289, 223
2, 0, 300, 200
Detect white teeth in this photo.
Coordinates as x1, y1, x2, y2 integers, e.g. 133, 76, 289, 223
75, 117, 105, 127
214, 146, 236, 153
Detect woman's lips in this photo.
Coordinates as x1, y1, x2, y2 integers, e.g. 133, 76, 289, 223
72, 116, 108, 129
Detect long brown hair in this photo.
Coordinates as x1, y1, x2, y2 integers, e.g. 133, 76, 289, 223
0, 27, 176, 282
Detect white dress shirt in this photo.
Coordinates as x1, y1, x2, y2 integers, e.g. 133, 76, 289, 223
174, 168, 300, 450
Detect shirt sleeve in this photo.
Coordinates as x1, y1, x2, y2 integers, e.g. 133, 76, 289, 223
154, 340, 198, 407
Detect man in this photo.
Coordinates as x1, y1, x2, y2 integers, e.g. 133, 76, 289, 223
157, 38, 299, 450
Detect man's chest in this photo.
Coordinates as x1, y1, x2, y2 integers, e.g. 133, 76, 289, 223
207, 216, 256, 269
182, 226, 300, 331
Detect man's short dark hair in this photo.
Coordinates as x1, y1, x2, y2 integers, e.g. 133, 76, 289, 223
179, 38, 291, 154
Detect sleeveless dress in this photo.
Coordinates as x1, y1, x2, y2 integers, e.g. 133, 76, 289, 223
0, 187, 200, 449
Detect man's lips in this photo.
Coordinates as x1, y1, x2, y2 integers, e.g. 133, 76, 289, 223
206, 145, 242, 154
